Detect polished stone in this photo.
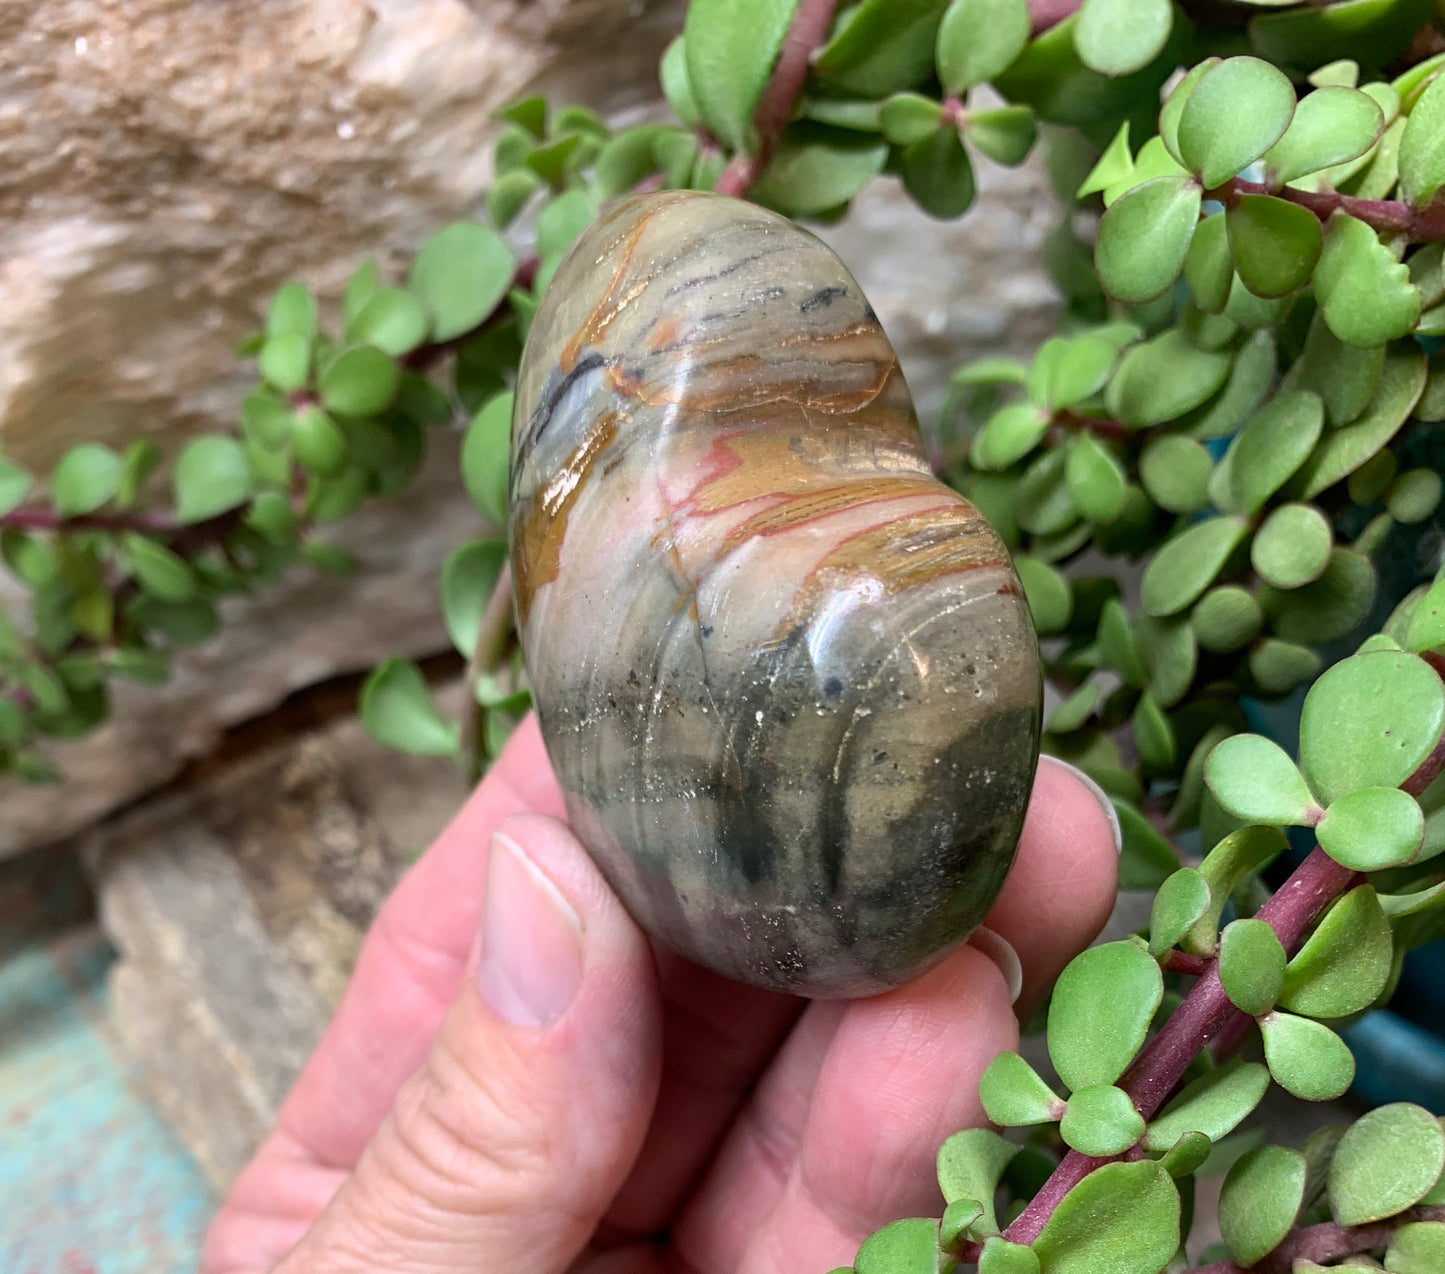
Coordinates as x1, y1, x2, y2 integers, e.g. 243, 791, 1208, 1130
510, 191, 1041, 996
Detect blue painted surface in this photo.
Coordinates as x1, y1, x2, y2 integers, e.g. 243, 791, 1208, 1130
0, 927, 214, 1274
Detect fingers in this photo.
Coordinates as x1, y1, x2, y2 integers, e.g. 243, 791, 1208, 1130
672, 945, 1018, 1274
276, 812, 662, 1274
981, 754, 1121, 1018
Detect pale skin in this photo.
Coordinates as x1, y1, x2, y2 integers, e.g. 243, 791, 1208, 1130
203, 716, 1120, 1274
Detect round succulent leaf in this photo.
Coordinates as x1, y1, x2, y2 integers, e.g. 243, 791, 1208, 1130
1226, 388, 1324, 515
1405, 574, 1445, 653
1387, 469, 1443, 524
659, 37, 701, 127
899, 125, 978, 219
681, 0, 797, 152
1015, 555, 1073, 634
937, 1126, 1018, 1234
1104, 137, 1187, 206
258, 330, 311, 393
1139, 435, 1212, 514
979, 1051, 1063, 1127
121, 534, 195, 603
1015, 448, 1078, 537
1251, 0, 1435, 69
1219, 1145, 1306, 1268
978, 1238, 1039, 1274
1219, 918, 1288, 1016
1160, 58, 1220, 167
1186, 328, 1275, 440
1135, 613, 1197, 708
1031, 1160, 1180, 1274
345, 287, 427, 357
239, 392, 293, 451
1158, 1130, 1213, 1179
1047, 679, 1101, 735
1280, 883, 1394, 1020
1178, 57, 1296, 188
1141, 516, 1249, 617
965, 105, 1037, 166
1388, 1222, 1445, 1274
173, 436, 252, 525
536, 189, 599, 264
1077, 121, 1134, 200
752, 131, 889, 216
461, 392, 514, 529
440, 538, 508, 659
1251, 503, 1333, 591
1185, 824, 1289, 956
1048, 939, 1163, 1091
854, 1216, 940, 1274
409, 223, 515, 343
936, 0, 1032, 92
1298, 311, 1385, 427
1259, 547, 1375, 645
1399, 68, 1445, 207
50, 443, 122, 519
488, 167, 542, 228
1329, 1103, 1445, 1226
1184, 211, 1232, 313
1299, 350, 1427, 498
939, 1198, 986, 1252
1249, 638, 1322, 694
359, 658, 460, 757
879, 92, 943, 146
1148, 867, 1211, 956
1299, 650, 1445, 804
1060, 1084, 1145, 1157
1065, 434, 1127, 523
318, 346, 400, 418
1094, 175, 1202, 305
1226, 195, 1322, 299
1143, 1059, 1271, 1153
1317, 787, 1425, 873
1314, 214, 1423, 348
264, 280, 316, 340
971, 403, 1050, 471
1263, 85, 1385, 185
1353, 510, 1396, 555
1193, 586, 1263, 653
1260, 1011, 1356, 1101
1106, 330, 1231, 428
1133, 692, 1177, 770
0, 457, 31, 517
1098, 597, 1147, 687
291, 407, 347, 477
1027, 334, 1118, 411
1074, 0, 1172, 77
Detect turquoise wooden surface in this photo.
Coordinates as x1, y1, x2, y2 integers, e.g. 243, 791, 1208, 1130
1, 912, 214, 1272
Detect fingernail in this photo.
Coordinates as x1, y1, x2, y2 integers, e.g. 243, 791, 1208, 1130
968, 925, 1023, 1005
477, 831, 584, 1027
1038, 754, 1123, 856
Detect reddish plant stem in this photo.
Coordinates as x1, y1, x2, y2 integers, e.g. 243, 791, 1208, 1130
0, 507, 183, 536
1185, 1204, 1445, 1273
1053, 411, 1134, 444
1029, 0, 1082, 36
1161, 949, 1210, 977
714, 0, 841, 198
1221, 177, 1445, 242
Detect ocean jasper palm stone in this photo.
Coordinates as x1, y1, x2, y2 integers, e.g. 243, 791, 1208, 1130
508, 190, 1041, 997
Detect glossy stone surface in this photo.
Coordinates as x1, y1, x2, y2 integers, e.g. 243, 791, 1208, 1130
509, 191, 1041, 997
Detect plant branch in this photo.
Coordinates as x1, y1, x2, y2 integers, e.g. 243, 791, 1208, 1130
1029, 0, 1082, 35
459, 563, 516, 784
1222, 177, 1445, 243
713, 0, 841, 198
1183, 1204, 1445, 1273
402, 256, 540, 375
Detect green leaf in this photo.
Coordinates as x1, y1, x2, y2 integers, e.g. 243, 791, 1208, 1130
1143, 1059, 1270, 1152
345, 286, 427, 357
462, 392, 514, 528
1264, 85, 1384, 185
240, 392, 294, 451
1160, 59, 1219, 167
1399, 68, 1445, 206
1136, 613, 1197, 708
899, 126, 976, 219
1219, 1145, 1305, 1268
359, 658, 460, 758
1251, 503, 1333, 590
1047, 680, 1100, 734
409, 223, 516, 343
1315, 214, 1422, 348
1132, 691, 1176, 769
1205, 734, 1318, 827
1078, 122, 1134, 200
1159, 1131, 1213, 1179
1250, 0, 1435, 71
1049, 940, 1163, 1090
536, 189, 598, 263
1296, 350, 1427, 497
1149, 868, 1211, 956
1330, 1104, 1445, 1226
290, 407, 347, 476
342, 259, 379, 327
751, 130, 888, 216
1015, 448, 1076, 537
979, 1051, 1064, 1126
265, 280, 316, 340
1260, 1012, 1355, 1100
1139, 435, 1212, 514
1, 529, 56, 587
318, 346, 400, 418
1317, 787, 1424, 873
1178, 57, 1296, 188
937, 1127, 1018, 1235
936, 0, 1030, 91
1224, 388, 1324, 515
658, 37, 702, 128
1032, 1161, 1179, 1274
1387, 468, 1443, 524
1299, 650, 1445, 804
1075, 0, 1172, 77
1226, 195, 1322, 299
1193, 586, 1263, 653
1406, 573, 1445, 653
122, 534, 195, 603
978, 1238, 1039, 1274
1281, 884, 1394, 1018
879, 92, 943, 146
1388, 1222, 1445, 1274
1259, 547, 1376, 645
1141, 517, 1249, 617
1186, 328, 1275, 439
814, 0, 950, 97
489, 167, 542, 229
258, 331, 311, 393
440, 537, 508, 666
965, 105, 1037, 166
130, 596, 217, 646
1015, 555, 1072, 634
1106, 330, 1231, 428
854, 1217, 940, 1274
173, 436, 252, 524
1095, 176, 1201, 305
496, 95, 546, 139
1061, 1085, 1144, 1157
0, 457, 31, 516
1297, 310, 1385, 427
1098, 598, 1147, 688
1065, 434, 1125, 523
1115, 798, 1180, 889
50, 443, 122, 518
1219, 918, 1287, 1016
1185, 825, 1289, 956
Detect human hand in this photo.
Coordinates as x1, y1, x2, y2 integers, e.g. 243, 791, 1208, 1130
203, 715, 1119, 1274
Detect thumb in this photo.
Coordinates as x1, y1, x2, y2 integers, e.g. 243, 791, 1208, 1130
279, 812, 662, 1274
